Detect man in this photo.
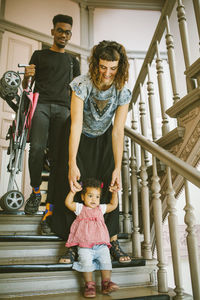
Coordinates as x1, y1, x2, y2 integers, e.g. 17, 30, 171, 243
23, 14, 80, 235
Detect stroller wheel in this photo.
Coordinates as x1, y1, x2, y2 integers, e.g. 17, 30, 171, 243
0, 190, 24, 212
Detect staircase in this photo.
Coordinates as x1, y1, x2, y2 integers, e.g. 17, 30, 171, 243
0, 211, 171, 299
0, 0, 200, 299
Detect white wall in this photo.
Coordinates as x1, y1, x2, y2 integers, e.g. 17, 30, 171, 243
93, 8, 161, 51
4, 0, 198, 63
4, 0, 80, 46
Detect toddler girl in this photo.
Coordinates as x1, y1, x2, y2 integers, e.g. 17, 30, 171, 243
65, 178, 119, 298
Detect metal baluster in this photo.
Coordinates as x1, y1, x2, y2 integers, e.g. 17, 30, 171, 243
177, 0, 196, 91
166, 166, 184, 299
156, 41, 170, 136
139, 83, 149, 165
151, 156, 168, 292
131, 103, 140, 171
184, 179, 200, 299
130, 136, 141, 258
165, 16, 180, 105
121, 137, 131, 233
140, 148, 152, 259
147, 64, 159, 141
192, 0, 200, 49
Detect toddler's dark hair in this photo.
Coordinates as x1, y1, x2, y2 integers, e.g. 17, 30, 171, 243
52, 14, 73, 27
81, 178, 102, 195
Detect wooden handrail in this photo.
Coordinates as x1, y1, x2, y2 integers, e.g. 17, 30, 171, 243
130, 0, 176, 106
125, 126, 200, 188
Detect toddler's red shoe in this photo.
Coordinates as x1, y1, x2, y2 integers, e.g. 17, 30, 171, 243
84, 281, 96, 298
102, 279, 119, 295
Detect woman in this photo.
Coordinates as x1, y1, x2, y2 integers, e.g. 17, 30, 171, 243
51, 40, 132, 264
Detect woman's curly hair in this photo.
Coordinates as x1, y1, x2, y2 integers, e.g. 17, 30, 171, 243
88, 40, 129, 90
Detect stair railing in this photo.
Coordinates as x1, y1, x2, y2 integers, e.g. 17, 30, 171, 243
128, 0, 198, 144
124, 127, 200, 299
120, 1, 200, 298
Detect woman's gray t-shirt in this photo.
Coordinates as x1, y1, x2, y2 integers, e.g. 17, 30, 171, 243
70, 74, 132, 137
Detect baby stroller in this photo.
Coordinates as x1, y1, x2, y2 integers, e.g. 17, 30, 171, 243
0, 65, 39, 212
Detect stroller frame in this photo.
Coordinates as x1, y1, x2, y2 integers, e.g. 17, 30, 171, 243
0, 64, 38, 212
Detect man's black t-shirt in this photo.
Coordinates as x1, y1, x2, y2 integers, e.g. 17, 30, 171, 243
30, 49, 80, 107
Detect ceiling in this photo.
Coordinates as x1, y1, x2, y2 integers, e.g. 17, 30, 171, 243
71, 0, 165, 11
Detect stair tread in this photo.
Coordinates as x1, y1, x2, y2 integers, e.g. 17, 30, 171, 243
0, 234, 63, 241
0, 232, 129, 241
0, 210, 43, 216
0, 259, 146, 272
0, 286, 172, 300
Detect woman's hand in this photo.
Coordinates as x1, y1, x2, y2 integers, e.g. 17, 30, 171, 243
68, 163, 82, 193
109, 184, 119, 193
110, 168, 121, 192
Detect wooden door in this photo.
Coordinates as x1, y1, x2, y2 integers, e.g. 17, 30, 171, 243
0, 31, 40, 201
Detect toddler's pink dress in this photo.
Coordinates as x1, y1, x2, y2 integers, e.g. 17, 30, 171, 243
66, 205, 111, 248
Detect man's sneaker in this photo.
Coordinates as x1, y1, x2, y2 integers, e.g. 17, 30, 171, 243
101, 280, 119, 295
84, 281, 96, 298
40, 218, 54, 235
24, 192, 41, 215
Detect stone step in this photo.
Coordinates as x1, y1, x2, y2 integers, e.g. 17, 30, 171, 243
0, 211, 43, 235
0, 238, 65, 264
0, 259, 146, 272
0, 213, 165, 299
155, 126, 185, 150
0, 287, 173, 300
0, 211, 133, 264
0, 283, 173, 300
184, 57, 200, 81
0, 259, 157, 298
0, 212, 132, 240
0, 234, 132, 265
166, 85, 200, 118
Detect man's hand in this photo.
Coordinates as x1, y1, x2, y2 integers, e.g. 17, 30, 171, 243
22, 64, 35, 89
24, 64, 35, 78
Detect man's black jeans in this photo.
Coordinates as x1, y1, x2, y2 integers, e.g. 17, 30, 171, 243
29, 103, 69, 204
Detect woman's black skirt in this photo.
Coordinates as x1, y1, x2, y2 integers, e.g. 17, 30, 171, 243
51, 118, 119, 239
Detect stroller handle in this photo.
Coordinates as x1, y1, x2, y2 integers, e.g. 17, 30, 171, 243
18, 64, 32, 89
18, 64, 29, 68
